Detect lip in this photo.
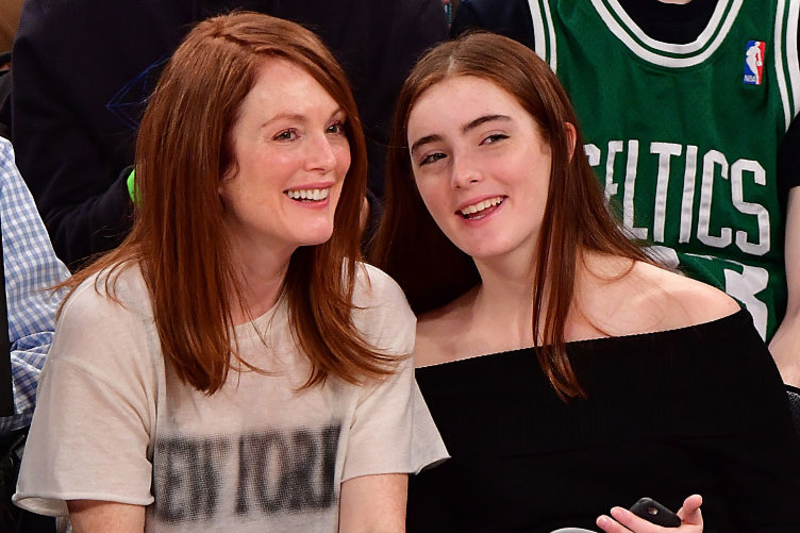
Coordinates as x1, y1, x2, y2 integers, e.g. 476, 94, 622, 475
283, 181, 336, 208
283, 181, 336, 193
455, 194, 506, 219
454, 195, 505, 214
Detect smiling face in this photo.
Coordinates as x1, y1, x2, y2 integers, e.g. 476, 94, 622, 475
219, 58, 350, 264
407, 75, 553, 265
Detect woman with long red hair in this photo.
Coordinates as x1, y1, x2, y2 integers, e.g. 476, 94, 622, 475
13, 12, 446, 533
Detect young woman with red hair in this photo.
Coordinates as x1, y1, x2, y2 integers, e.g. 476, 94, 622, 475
373, 32, 800, 533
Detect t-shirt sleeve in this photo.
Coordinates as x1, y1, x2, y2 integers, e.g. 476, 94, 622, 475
341, 265, 448, 482
13, 277, 157, 517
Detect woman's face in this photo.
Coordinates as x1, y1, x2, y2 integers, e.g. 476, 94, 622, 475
219, 58, 350, 261
406, 75, 552, 264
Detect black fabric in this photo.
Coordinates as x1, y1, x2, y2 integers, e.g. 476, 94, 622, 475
0, 430, 56, 533
450, 0, 800, 196
779, 117, 800, 195
11, 0, 447, 267
407, 310, 800, 533
787, 384, 800, 433
0, 66, 10, 142
0, 429, 26, 529
616, 0, 717, 44
450, 0, 535, 49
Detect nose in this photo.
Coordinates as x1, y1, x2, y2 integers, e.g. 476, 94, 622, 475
305, 132, 340, 173
449, 152, 481, 189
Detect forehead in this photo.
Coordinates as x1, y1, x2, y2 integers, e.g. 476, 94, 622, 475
408, 76, 529, 136
237, 57, 339, 119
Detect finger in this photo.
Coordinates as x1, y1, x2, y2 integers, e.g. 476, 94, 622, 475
596, 514, 633, 533
596, 506, 662, 533
609, 506, 662, 533
676, 494, 703, 526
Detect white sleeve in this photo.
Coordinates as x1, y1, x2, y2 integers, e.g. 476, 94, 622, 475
13, 278, 158, 517
342, 265, 448, 482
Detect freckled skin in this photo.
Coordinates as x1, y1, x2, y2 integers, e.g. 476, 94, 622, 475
219, 58, 351, 264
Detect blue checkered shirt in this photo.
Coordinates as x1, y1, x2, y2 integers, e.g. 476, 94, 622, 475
0, 139, 69, 434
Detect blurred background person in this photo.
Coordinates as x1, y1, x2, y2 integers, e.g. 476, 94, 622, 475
11, 0, 447, 268
0, 138, 68, 533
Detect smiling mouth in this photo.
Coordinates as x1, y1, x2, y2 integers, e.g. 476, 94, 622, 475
458, 196, 505, 220
284, 187, 331, 202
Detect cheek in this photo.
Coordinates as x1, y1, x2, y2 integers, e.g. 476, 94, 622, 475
415, 178, 449, 222
335, 142, 352, 174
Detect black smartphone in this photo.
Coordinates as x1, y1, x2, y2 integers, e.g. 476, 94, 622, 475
629, 497, 681, 528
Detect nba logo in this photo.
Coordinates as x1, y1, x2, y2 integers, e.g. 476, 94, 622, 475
743, 40, 766, 85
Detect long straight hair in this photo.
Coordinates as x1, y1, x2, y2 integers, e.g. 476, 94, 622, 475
372, 32, 653, 399
62, 12, 395, 394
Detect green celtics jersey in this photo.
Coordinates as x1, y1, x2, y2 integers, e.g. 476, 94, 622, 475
529, 0, 800, 339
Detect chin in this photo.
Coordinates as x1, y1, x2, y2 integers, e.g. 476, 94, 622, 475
462, 242, 520, 261
298, 229, 335, 247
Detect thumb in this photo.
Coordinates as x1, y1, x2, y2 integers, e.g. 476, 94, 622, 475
677, 494, 703, 525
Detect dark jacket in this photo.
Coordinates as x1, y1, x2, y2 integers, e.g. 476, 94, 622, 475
12, 0, 447, 267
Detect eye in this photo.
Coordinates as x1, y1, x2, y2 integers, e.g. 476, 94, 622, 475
326, 120, 346, 135
274, 129, 298, 141
419, 152, 447, 166
481, 133, 509, 145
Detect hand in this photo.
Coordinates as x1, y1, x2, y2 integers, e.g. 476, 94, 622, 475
596, 495, 703, 533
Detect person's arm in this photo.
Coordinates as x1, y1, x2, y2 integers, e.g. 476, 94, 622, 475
67, 501, 145, 533
769, 111, 800, 386
339, 265, 447, 498
0, 139, 69, 434
769, 186, 800, 386
596, 495, 703, 533
712, 322, 800, 530
338, 473, 407, 533
13, 273, 156, 518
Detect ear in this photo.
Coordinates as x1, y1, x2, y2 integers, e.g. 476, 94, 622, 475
219, 161, 238, 194
564, 122, 577, 161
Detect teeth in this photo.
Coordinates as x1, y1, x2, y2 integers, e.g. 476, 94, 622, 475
285, 188, 331, 201
460, 196, 503, 217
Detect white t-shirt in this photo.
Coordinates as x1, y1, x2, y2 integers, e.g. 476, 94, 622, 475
14, 262, 447, 532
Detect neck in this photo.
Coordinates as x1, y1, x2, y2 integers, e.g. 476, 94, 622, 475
469, 251, 542, 343
227, 237, 293, 326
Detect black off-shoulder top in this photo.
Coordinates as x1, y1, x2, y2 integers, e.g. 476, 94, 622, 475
408, 310, 800, 533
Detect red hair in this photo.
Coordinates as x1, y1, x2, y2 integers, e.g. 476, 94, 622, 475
63, 12, 395, 393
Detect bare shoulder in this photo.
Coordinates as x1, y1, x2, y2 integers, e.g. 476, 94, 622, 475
578, 255, 741, 338
628, 261, 741, 327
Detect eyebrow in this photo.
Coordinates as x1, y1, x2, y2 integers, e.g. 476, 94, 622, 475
264, 113, 307, 127
410, 114, 512, 154
463, 114, 511, 133
261, 108, 345, 129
